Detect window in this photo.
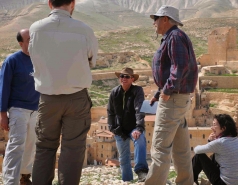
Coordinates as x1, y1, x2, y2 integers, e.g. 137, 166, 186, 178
149, 133, 151, 136
203, 134, 205, 139
101, 154, 103, 157
102, 145, 103, 149
105, 126, 107, 130
191, 147, 193, 151
101, 126, 103, 129
148, 141, 150, 143
190, 134, 192, 139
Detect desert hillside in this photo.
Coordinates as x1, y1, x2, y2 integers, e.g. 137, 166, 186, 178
1, 0, 238, 20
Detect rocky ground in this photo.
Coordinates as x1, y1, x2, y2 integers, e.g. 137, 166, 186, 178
52, 165, 209, 185
0, 165, 209, 185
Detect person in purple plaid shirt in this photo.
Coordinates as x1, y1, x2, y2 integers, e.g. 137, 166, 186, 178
144, 5, 198, 185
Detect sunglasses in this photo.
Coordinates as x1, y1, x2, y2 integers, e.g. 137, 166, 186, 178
154, 16, 164, 22
119, 74, 132, 79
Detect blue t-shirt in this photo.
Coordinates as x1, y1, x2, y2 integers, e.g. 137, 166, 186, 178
0, 51, 40, 111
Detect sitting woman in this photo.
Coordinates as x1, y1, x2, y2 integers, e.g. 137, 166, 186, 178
193, 114, 238, 185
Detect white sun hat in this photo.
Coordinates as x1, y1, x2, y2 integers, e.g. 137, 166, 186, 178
150, 5, 183, 26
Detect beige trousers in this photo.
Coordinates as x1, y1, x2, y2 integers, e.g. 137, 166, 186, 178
145, 94, 193, 185
3, 107, 37, 185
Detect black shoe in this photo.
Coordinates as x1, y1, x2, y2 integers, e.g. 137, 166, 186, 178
136, 170, 148, 182
20, 174, 32, 185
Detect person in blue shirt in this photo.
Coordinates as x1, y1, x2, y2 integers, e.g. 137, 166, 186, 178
0, 29, 40, 185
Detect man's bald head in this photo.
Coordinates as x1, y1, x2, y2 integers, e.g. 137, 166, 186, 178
16, 29, 30, 56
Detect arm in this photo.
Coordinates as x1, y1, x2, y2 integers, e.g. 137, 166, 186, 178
87, 28, 98, 68
163, 34, 189, 95
194, 139, 221, 154
134, 86, 145, 133
150, 87, 160, 105
0, 112, 9, 131
0, 59, 13, 131
107, 91, 116, 132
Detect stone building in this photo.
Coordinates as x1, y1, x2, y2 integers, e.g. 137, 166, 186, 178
197, 27, 238, 70
86, 118, 117, 165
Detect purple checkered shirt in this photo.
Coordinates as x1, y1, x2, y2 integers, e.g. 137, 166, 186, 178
152, 25, 198, 98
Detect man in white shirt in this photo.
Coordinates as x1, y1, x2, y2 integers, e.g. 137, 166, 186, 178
28, 0, 98, 184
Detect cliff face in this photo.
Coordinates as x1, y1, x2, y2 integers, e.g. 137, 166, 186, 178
0, 0, 46, 9
1, 0, 238, 19
109, 0, 238, 19
111, 0, 238, 13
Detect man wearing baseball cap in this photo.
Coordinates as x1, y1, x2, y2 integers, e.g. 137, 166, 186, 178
107, 67, 148, 182
145, 5, 198, 185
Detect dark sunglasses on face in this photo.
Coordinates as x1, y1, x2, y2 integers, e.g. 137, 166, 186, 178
154, 16, 163, 22
119, 74, 131, 79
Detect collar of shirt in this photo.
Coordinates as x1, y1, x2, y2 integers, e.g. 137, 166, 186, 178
48, 9, 71, 18
161, 25, 178, 43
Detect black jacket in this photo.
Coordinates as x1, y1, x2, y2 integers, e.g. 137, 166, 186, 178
107, 84, 145, 136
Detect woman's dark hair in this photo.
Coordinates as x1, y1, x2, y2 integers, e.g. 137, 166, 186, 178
214, 114, 237, 137
16, 32, 23, 42
49, 0, 74, 7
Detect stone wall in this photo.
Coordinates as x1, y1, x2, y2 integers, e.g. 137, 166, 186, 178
197, 54, 211, 66
199, 76, 238, 89
92, 69, 152, 81
227, 50, 238, 62
197, 27, 238, 68
91, 107, 107, 122
205, 92, 238, 104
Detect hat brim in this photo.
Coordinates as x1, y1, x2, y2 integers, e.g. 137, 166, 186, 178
115, 72, 139, 81
150, 14, 183, 26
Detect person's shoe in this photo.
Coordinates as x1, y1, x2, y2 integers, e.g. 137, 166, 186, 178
136, 170, 148, 182
20, 174, 32, 185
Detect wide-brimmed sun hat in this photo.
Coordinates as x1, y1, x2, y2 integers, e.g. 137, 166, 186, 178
150, 5, 183, 26
115, 67, 139, 81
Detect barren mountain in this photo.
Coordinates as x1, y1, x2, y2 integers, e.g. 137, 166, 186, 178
110, 0, 238, 19
0, 0, 238, 63
1, 0, 238, 20
0, 0, 46, 9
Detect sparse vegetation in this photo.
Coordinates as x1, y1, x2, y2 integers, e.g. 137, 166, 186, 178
205, 73, 238, 76
232, 70, 238, 74
209, 103, 217, 108
89, 79, 119, 107
168, 170, 177, 179
206, 88, 238, 93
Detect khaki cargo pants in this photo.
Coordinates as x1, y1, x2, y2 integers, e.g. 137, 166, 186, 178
32, 89, 92, 185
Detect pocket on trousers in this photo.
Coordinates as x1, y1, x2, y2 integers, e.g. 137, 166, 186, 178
76, 118, 91, 141
35, 118, 43, 139
8, 107, 22, 126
